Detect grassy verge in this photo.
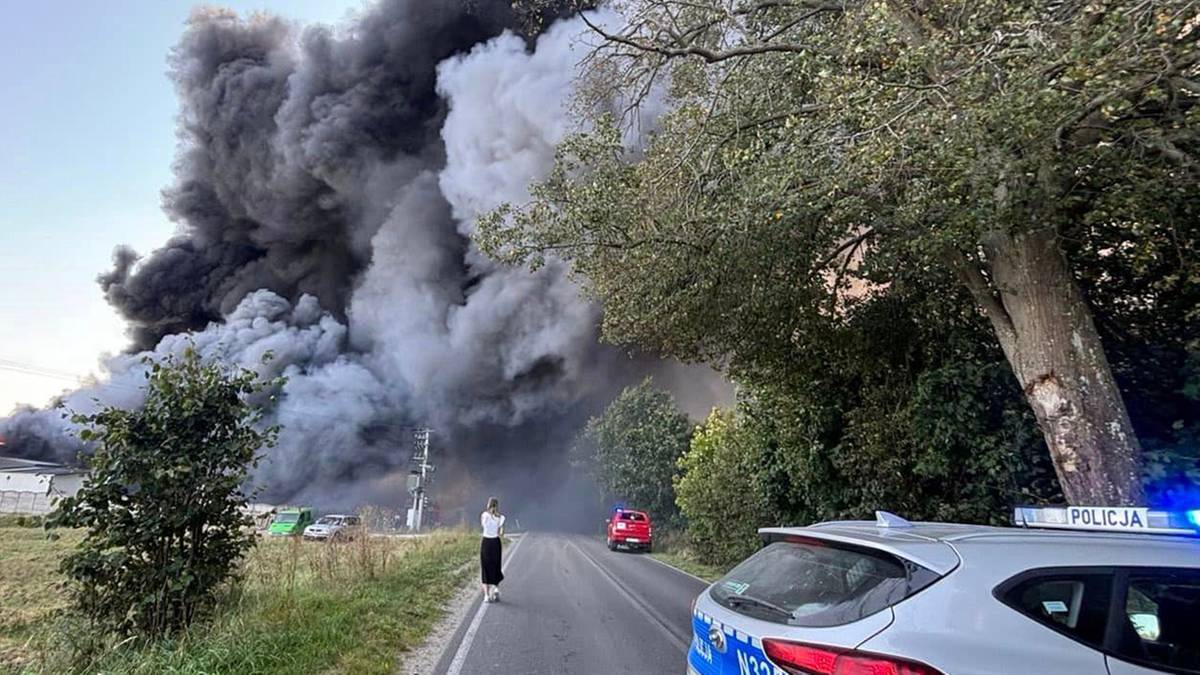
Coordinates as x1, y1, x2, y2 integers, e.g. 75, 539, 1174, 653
0, 516, 46, 529
647, 531, 732, 584
2, 528, 477, 675
0, 526, 83, 669
649, 550, 730, 584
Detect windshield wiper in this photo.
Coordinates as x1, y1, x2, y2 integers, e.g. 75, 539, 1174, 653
725, 594, 792, 619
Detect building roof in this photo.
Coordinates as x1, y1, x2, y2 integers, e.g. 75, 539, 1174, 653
0, 455, 83, 475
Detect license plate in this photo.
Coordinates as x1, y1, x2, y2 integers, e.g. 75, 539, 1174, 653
626, 538, 642, 543
1067, 506, 1150, 532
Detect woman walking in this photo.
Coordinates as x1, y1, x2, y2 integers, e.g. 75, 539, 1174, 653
480, 497, 505, 602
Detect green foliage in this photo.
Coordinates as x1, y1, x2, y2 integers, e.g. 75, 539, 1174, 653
646, 530, 733, 582
573, 378, 692, 525
487, 1, 1200, 370
46, 348, 280, 640
489, 0, 1200, 503
674, 286, 1061, 565
761, 297, 1060, 519
675, 409, 773, 567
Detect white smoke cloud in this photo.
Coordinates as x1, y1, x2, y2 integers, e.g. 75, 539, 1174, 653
436, 18, 588, 233
3, 290, 373, 473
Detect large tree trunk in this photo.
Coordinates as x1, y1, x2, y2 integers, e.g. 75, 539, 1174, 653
953, 228, 1145, 506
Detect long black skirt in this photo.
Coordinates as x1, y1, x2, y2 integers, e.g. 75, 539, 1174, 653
480, 536, 504, 585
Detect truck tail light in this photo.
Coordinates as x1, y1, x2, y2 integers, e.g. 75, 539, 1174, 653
763, 639, 943, 675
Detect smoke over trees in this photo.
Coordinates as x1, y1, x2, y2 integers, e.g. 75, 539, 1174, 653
0, 1, 729, 523
484, 0, 1200, 507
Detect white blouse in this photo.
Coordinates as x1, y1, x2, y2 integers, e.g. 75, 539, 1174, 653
481, 511, 505, 538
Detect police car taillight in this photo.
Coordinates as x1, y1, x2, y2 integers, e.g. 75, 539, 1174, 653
1012, 505, 1200, 536
762, 639, 943, 675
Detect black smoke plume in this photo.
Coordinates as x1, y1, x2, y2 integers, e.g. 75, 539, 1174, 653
1, 1, 728, 528
103, 2, 524, 347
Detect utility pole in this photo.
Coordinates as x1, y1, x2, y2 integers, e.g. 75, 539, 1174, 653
409, 427, 434, 532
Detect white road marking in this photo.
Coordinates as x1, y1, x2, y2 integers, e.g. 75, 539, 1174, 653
641, 553, 712, 585
570, 539, 689, 652
445, 533, 527, 675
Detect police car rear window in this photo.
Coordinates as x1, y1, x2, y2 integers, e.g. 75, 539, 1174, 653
1119, 570, 1200, 673
619, 513, 646, 521
709, 539, 940, 627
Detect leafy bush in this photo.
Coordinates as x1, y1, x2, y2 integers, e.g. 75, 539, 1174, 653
675, 409, 773, 567
47, 348, 279, 639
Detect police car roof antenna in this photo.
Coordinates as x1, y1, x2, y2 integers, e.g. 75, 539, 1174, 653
876, 511, 913, 528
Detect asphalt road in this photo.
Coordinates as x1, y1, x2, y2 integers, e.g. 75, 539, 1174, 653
432, 532, 708, 675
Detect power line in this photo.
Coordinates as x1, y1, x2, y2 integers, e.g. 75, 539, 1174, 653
0, 357, 149, 396
0, 358, 91, 383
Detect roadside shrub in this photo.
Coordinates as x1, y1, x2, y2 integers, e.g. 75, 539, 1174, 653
675, 409, 773, 567
47, 348, 280, 639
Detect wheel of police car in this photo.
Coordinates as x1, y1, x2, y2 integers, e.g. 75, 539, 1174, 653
687, 505, 1200, 675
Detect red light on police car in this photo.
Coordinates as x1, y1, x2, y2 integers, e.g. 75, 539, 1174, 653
763, 639, 943, 675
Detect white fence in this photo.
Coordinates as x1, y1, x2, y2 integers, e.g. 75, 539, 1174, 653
0, 490, 52, 515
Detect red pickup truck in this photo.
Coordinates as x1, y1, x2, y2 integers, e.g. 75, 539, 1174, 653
606, 508, 653, 552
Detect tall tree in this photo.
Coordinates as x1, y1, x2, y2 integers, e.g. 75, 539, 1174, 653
489, 0, 1200, 505
572, 378, 693, 524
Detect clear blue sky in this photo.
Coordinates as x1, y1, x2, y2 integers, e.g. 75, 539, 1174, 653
0, 1, 360, 414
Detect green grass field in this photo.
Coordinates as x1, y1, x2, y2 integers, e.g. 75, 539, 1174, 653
0, 525, 83, 669
0, 526, 476, 675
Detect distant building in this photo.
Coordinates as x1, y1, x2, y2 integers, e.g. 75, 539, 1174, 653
244, 502, 279, 530
0, 456, 87, 515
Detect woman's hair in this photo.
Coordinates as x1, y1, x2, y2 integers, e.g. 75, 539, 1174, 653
486, 497, 499, 516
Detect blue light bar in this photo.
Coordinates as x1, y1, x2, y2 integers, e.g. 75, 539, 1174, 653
1013, 506, 1199, 536
1188, 510, 1200, 529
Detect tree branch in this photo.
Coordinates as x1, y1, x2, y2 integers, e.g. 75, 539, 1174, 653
944, 248, 1017, 350
579, 11, 835, 64
817, 228, 875, 269
1055, 51, 1200, 147
1135, 131, 1200, 175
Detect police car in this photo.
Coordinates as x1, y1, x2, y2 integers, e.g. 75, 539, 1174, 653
688, 506, 1200, 674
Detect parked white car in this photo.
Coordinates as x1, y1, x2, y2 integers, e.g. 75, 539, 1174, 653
688, 506, 1200, 675
302, 514, 361, 542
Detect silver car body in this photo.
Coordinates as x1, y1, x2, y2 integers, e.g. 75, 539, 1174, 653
689, 516, 1200, 675
303, 514, 360, 541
